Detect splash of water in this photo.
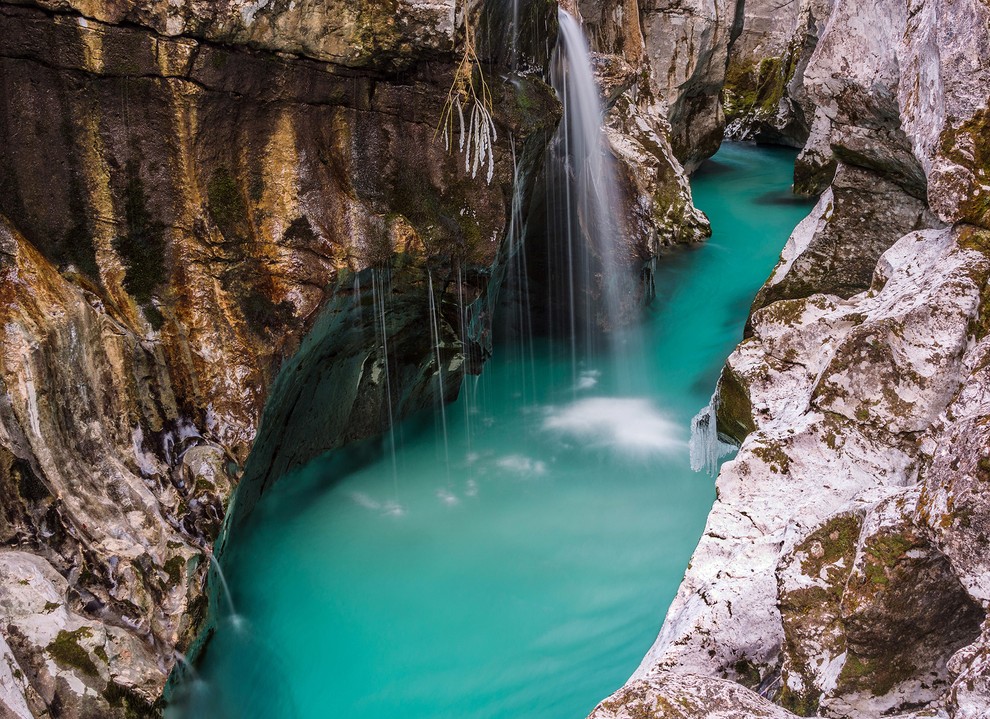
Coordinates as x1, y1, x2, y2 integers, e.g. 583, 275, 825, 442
543, 397, 684, 455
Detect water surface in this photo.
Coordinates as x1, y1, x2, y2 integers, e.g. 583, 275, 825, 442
178, 143, 813, 719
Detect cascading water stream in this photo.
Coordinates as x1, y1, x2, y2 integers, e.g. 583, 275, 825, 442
523, 9, 631, 384
207, 552, 243, 631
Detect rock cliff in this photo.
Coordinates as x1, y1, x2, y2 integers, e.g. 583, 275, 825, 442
582, 0, 744, 172
0, 0, 708, 715
594, 0, 990, 717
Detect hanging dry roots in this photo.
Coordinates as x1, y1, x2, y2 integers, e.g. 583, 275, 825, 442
437, 0, 498, 183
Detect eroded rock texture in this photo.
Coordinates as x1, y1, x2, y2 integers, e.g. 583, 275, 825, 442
580, 0, 743, 172
597, 0, 990, 717
0, 0, 550, 714
577, 0, 712, 248
0, 0, 716, 715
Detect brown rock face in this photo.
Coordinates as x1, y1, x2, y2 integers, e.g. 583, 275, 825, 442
0, 0, 563, 714
0, 0, 717, 715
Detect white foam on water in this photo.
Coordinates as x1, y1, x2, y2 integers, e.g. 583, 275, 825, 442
575, 369, 601, 391
436, 489, 459, 506
351, 493, 405, 517
496, 455, 548, 476
542, 397, 685, 455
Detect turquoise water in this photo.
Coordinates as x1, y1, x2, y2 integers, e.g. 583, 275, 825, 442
176, 143, 813, 719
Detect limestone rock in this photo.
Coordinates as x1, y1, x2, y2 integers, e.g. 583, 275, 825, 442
22, 0, 457, 69
589, 675, 799, 718
751, 163, 934, 312
577, 1, 712, 250
724, 0, 833, 148
0, 0, 562, 714
629, 226, 990, 717
582, 0, 742, 171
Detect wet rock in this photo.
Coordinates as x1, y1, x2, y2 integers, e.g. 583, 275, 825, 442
0, 0, 562, 714
576, 1, 713, 250
629, 226, 990, 717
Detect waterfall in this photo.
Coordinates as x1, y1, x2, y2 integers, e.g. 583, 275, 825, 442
535, 8, 628, 367
689, 395, 735, 476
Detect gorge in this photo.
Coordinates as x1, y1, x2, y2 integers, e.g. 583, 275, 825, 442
1, 1, 989, 718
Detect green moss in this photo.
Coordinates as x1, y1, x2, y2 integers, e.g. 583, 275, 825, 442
47, 627, 98, 677
837, 651, 915, 697
94, 645, 109, 663
194, 478, 214, 495
799, 514, 862, 583
207, 167, 248, 240
43, 601, 60, 613
733, 659, 762, 689
779, 680, 821, 717
61, 221, 100, 279
760, 298, 808, 328
723, 45, 801, 123
104, 681, 162, 719
163, 556, 185, 586
861, 531, 915, 587
939, 110, 990, 228
113, 162, 167, 306
715, 366, 757, 444
751, 440, 792, 474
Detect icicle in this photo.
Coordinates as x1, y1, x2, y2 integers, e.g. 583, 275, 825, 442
689, 392, 736, 476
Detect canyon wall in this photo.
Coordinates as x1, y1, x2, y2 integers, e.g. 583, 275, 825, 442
594, 0, 990, 717
0, 0, 709, 715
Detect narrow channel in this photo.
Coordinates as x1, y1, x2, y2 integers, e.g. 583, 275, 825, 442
176, 143, 814, 719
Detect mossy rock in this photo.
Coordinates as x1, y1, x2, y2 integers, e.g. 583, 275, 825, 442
938, 108, 990, 229
207, 166, 249, 240
113, 162, 168, 306
104, 681, 163, 719
47, 627, 99, 678
715, 366, 757, 444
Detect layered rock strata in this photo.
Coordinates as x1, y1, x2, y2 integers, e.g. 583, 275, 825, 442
0, 0, 551, 714
0, 0, 712, 715
594, 0, 990, 716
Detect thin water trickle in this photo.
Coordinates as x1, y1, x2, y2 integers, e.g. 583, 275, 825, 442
176, 144, 815, 719
372, 268, 401, 504
207, 552, 242, 630
428, 272, 452, 483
